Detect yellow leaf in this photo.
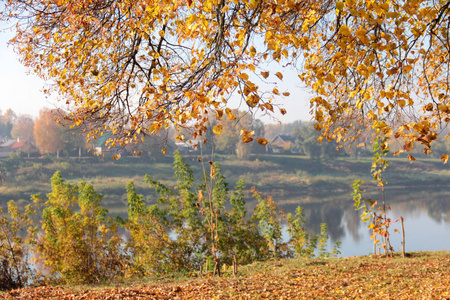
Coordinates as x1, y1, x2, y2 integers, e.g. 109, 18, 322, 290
397, 99, 406, 108
339, 24, 351, 36
393, 150, 404, 156
275, 72, 283, 80
282, 92, 290, 96
403, 65, 413, 73
249, 0, 258, 9
442, 154, 449, 164
265, 103, 274, 112
408, 154, 416, 161
246, 94, 260, 107
243, 135, 253, 143
261, 71, 269, 79
226, 108, 236, 120
198, 189, 204, 201
213, 125, 223, 135
257, 138, 268, 146
336, 1, 344, 12
249, 46, 256, 58
314, 123, 323, 130
279, 108, 287, 115
238, 73, 249, 80
381, 126, 393, 137
404, 141, 414, 151
273, 88, 280, 95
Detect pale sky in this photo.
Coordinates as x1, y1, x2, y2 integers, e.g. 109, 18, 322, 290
0, 26, 57, 117
0, 24, 313, 123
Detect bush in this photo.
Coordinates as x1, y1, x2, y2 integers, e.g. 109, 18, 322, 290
0, 152, 341, 289
36, 172, 127, 284
0, 200, 39, 290
126, 151, 341, 276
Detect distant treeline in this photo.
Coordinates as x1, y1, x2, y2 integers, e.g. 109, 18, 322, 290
1, 108, 449, 160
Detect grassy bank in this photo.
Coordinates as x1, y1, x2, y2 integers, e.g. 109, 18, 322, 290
0, 154, 448, 212
1, 251, 449, 299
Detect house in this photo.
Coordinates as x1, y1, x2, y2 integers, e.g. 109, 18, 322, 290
90, 131, 114, 155
0, 139, 37, 158
270, 135, 298, 153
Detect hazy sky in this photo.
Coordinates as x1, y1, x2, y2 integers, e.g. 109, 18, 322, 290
0, 24, 313, 123
0, 27, 56, 117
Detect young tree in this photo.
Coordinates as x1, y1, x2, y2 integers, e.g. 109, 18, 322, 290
2, 1, 449, 161
34, 108, 65, 158
37, 172, 126, 283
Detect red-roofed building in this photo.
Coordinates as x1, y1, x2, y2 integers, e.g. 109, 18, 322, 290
0, 139, 36, 158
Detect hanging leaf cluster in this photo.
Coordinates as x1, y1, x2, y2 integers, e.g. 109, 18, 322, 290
4, 0, 448, 158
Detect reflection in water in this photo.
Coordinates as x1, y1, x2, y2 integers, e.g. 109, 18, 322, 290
278, 189, 450, 257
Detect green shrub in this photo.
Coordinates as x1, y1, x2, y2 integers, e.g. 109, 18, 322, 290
0, 152, 342, 288
126, 151, 340, 276
36, 172, 127, 284
0, 200, 39, 290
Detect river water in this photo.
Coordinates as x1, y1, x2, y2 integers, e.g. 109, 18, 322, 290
280, 189, 450, 257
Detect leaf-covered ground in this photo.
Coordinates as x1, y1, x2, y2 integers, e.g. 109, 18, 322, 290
2, 252, 450, 299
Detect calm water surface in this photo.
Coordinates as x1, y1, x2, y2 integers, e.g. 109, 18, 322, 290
282, 189, 450, 257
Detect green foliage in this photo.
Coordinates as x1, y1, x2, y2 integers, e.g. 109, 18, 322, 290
353, 135, 401, 256
125, 182, 173, 276
292, 123, 344, 159
37, 171, 127, 284
286, 206, 340, 259
286, 206, 316, 258
352, 180, 373, 223
371, 137, 390, 185
251, 188, 286, 258
0, 152, 341, 289
0, 200, 39, 290
9, 151, 24, 160
317, 223, 330, 258
128, 151, 340, 276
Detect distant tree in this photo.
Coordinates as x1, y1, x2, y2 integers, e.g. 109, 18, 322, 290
11, 115, 35, 157
294, 123, 343, 160
0, 109, 17, 138
3, 109, 17, 126
265, 121, 304, 141
214, 110, 240, 155
214, 110, 265, 159
430, 138, 450, 159
34, 108, 64, 158
4, 0, 450, 162
133, 127, 174, 159
237, 117, 265, 160
63, 127, 87, 157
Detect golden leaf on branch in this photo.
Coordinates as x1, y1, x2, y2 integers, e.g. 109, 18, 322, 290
1, 0, 448, 160
442, 154, 449, 164
213, 125, 223, 135
257, 138, 268, 146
